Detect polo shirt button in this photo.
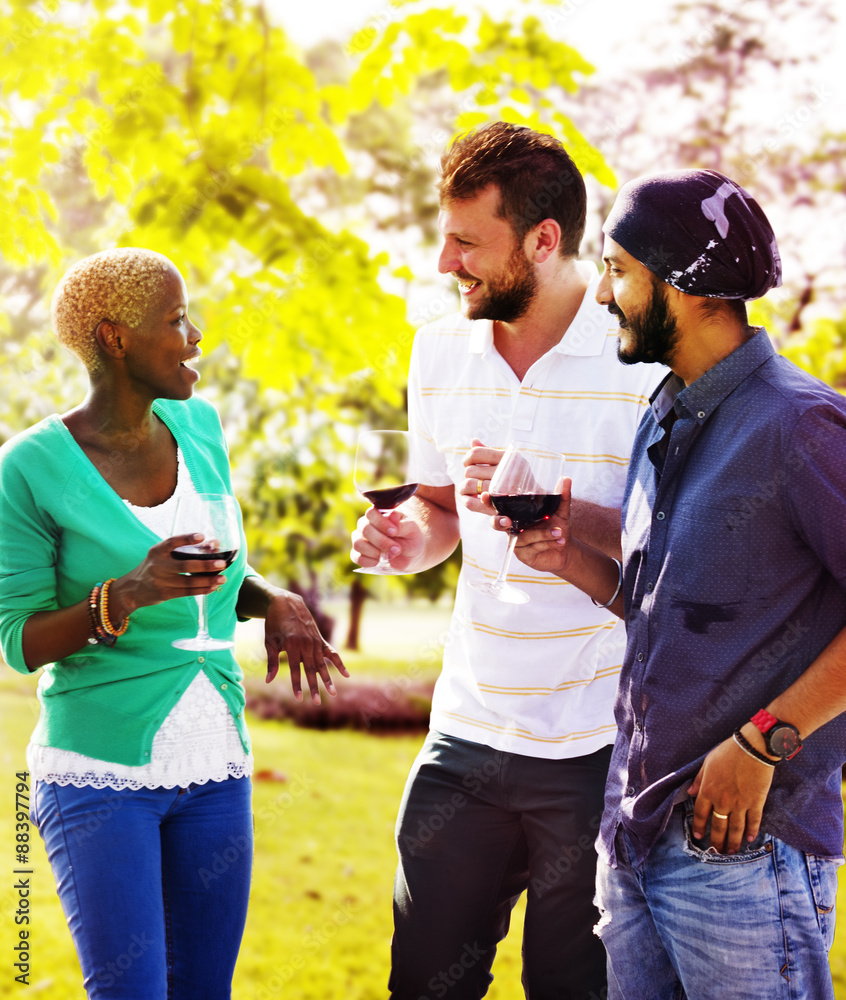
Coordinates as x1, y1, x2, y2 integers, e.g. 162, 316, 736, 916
656, 511, 665, 520
637, 651, 645, 662
221, 683, 228, 690
198, 656, 205, 664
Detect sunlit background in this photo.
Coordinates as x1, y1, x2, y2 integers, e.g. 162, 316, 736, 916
1, 0, 845, 996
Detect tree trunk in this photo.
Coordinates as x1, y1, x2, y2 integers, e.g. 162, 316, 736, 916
788, 278, 814, 333
346, 577, 367, 650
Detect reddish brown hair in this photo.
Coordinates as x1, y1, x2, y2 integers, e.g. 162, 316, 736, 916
439, 122, 586, 257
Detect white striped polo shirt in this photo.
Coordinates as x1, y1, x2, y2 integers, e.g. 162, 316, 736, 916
408, 264, 664, 759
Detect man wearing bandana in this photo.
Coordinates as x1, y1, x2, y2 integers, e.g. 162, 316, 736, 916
508, 169, 846, 999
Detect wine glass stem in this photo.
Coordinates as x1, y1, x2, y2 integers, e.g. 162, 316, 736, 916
493, 531, 519, 589
376, 508, 393, 569
195, 594, 211, 640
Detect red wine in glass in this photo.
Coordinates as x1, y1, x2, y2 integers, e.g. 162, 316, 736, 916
470, 442, 566, 604
361, 483, 419, 509
489, 493, 561, 532
172, 545, 239, 576
170, 493, 240, 650
354, 430, 415, 575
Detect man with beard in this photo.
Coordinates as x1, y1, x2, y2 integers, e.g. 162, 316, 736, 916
509, 169, 846, 999
351, 122, 659, 998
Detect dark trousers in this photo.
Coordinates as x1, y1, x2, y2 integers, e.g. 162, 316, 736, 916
389, 731, 611, 1000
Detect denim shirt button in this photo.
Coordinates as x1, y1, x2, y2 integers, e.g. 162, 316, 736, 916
697, 410, 706, 419
637, 651, 645, 662
656, 511, 665, 520
646, 582, 654, 592
627, 785, 636, 796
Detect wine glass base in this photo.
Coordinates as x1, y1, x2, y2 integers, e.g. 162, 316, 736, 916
172, 636, 235, 651
353, 564, 405, 575
470, 580, 530, 604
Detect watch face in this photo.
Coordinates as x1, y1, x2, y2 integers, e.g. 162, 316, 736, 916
769, 725, 801, 757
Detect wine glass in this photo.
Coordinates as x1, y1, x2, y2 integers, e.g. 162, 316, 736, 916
171, 493, 240, 650
354, 430, 418, 575
470, 441, 565, 604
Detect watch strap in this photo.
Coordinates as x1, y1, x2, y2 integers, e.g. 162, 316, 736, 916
750, 708, 778, 734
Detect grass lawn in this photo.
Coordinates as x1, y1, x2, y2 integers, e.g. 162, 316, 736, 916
1, 596, 844, 998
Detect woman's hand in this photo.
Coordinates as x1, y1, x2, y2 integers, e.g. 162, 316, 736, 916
109, 533, 228, 621
263, 591, 349, 704
21, 533, 230, 670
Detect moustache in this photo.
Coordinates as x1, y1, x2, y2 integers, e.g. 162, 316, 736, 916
606, 303, 627, 326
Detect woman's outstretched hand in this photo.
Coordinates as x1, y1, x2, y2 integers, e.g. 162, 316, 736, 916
263, 591, 349, 704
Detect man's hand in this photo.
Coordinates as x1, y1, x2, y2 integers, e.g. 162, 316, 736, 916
688, 735, 775, 855
496, 478, 575, 576
460, 438, 503, 513
264, 591, 349, 704
350, 507, 427, 574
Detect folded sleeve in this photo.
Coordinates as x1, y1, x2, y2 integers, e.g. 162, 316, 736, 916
0, 442, 61, 673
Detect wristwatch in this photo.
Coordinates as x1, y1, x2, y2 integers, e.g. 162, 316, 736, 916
750, 709, 803, 760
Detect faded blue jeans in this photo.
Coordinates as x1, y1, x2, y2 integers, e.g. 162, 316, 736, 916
595, 800, 842, 1000
32, 776, 253, 999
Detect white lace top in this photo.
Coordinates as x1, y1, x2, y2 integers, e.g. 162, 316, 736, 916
27, 449, 253, 790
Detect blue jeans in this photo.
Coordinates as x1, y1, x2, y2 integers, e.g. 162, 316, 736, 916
595, 800, 842, 1000
32, 776, 253, 999
390, 731, 611, 999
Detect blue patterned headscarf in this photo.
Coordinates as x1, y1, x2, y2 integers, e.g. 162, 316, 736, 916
603, 169, 782, 300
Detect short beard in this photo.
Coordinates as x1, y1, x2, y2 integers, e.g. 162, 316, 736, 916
465, 242, 538, 323
613, 279, 679, 368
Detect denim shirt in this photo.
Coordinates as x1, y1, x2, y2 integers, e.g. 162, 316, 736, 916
600, 330, 846, 868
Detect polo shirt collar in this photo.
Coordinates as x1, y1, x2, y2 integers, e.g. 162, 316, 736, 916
468, 318, 495, 355
466, 262, 610, 359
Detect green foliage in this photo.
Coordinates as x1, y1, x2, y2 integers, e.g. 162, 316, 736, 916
0, 0, 611, 619
348, 3, 612, 186
776, 312, 846, 389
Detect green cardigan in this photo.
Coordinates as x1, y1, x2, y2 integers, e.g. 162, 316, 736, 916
0, 395, 255, 766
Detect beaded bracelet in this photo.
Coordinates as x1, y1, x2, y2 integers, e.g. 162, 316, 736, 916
591, 558, 623, 609
87, 583, 116, 647
99, 578, 129, 637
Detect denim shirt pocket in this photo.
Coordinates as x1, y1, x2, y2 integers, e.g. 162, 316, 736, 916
662, 503, 749, 605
